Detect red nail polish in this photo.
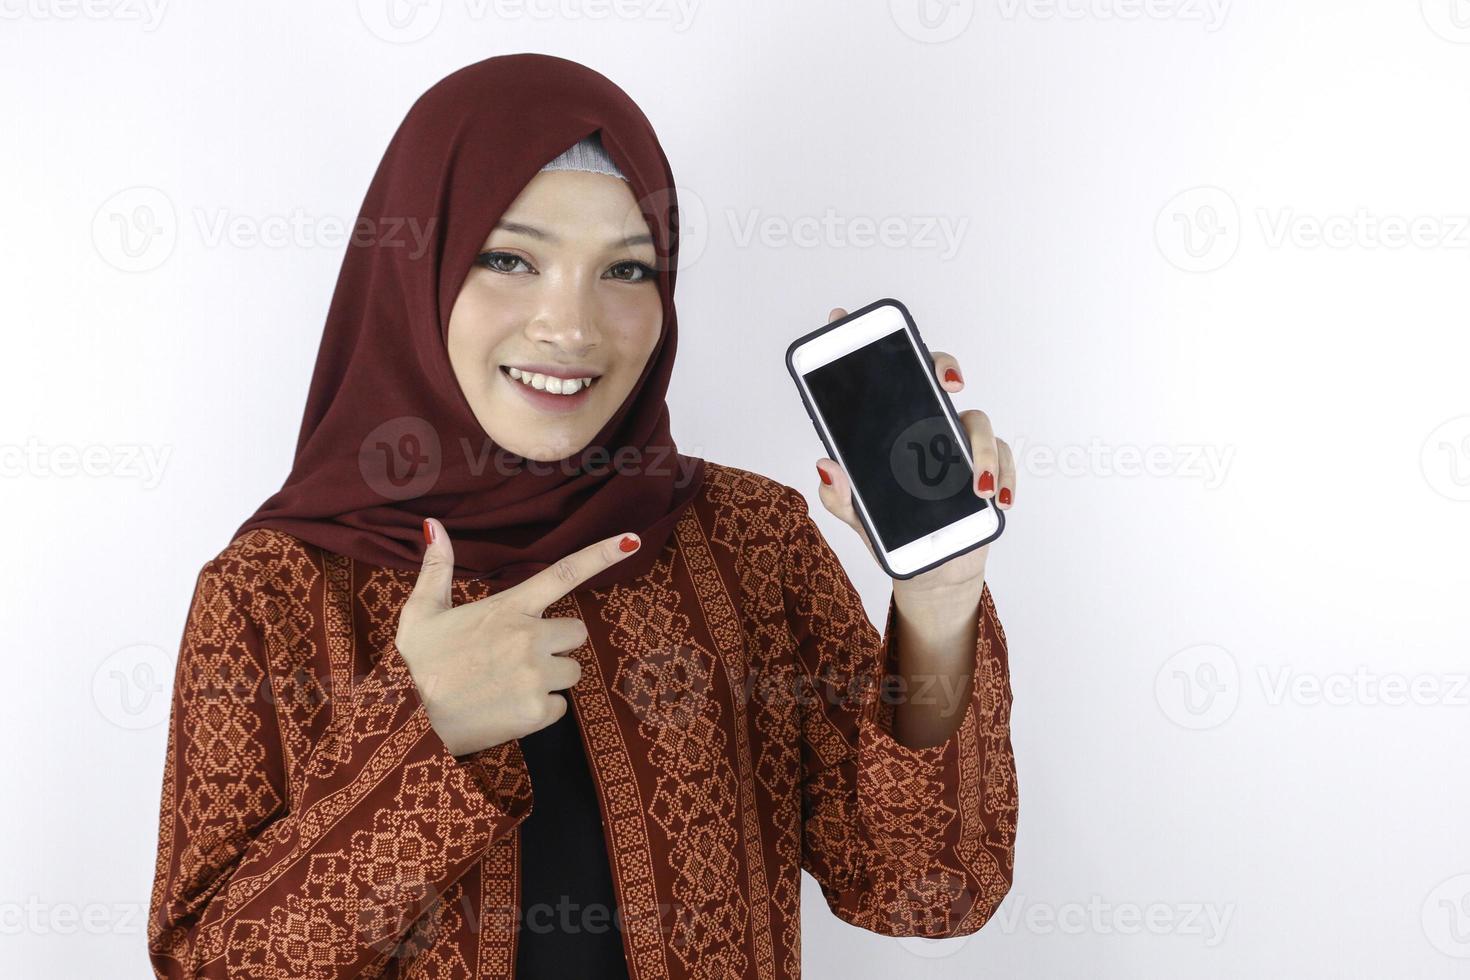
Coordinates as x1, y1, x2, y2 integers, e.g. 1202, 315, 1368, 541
619, 535, 640, 552
944, 367, 961, 384
998, 487, 1012, 506
422, 519, 434, 545
977, 470, 994, 493
817, 465, 832, 486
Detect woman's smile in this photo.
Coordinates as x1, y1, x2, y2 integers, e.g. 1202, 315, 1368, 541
498, 362, 603, 416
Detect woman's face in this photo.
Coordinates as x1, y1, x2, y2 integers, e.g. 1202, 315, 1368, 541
446, 169, 663, 462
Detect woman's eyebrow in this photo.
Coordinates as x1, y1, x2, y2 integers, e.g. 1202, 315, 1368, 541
492, 220, 653, 248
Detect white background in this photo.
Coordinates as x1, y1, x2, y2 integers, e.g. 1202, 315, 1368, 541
4, 1, 1470, 977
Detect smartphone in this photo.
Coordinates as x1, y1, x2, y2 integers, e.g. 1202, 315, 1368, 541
785, 298, 1003, 579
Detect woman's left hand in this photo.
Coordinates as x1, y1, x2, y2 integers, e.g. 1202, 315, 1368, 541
813, 306, 1014, 599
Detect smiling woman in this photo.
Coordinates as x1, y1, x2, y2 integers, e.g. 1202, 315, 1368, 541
146, 52, 1017, 980
447, 153, 665, 460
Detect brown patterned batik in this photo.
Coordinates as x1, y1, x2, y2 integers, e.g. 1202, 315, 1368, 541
148, 462, 1018, 979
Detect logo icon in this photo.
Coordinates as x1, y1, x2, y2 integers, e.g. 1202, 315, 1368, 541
1422, 0, 1470, 42
890, 416, 972, 501
93, 643, 173, 730
359, 416, 442, 501
1155, 643, 1239, 730
1155, 186, 1241, 273
358, 0, 442, 43
92, 187, 177, 273
889, 0, 975, 43
1421, 416, 1470, 502
628, 184, 710, 273
613, 643, 714, 732
1423, 873, 1470, 957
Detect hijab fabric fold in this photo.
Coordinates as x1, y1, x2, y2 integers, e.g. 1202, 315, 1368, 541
232, 53, 705, 593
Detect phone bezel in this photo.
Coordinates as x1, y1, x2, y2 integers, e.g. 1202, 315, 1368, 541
784, 297, 1004, 580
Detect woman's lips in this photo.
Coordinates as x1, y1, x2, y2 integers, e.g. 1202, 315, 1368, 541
499, 365, 597, 416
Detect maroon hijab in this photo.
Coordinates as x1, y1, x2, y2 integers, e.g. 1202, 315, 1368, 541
232, 53, 705, 593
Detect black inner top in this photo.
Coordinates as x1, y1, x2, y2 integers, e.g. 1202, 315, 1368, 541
513, 704, 631, 978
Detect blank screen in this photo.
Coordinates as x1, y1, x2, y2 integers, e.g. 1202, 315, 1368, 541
804, 329, 988, 551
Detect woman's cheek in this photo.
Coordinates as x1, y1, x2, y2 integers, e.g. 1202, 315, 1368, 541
604, 295, 663, 363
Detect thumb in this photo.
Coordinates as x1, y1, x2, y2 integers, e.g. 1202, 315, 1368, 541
406, 517, 455, 618
815, 459, 877, 560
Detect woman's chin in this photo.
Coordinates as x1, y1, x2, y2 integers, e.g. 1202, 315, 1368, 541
489, 426, 592, 463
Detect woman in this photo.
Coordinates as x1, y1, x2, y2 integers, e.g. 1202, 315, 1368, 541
146, 53, 1018, 979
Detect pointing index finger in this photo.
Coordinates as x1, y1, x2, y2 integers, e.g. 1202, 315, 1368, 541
506, 532, 641, 614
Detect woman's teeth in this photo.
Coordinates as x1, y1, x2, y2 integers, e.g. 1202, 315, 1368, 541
506, 366, 598, 395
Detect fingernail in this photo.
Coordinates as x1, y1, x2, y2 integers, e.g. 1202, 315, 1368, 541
817, 464, 832, 486
619, 534, 640, 552
998, 487, 1012, 506
422, 519, 434, 545
944, 367, 961, 385
976, 470, 995, 494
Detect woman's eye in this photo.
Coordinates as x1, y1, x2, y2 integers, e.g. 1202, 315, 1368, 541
476, 251, 532, 274
607, 260, 657, 282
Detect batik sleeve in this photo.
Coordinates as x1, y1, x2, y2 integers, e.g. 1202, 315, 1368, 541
779, 487, 1018, 938
147, 549, 532, 978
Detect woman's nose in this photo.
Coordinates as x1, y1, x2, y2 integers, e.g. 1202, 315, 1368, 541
525, 288, 599, 353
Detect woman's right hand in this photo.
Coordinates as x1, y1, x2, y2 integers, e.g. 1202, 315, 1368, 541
394, 517, 642, 756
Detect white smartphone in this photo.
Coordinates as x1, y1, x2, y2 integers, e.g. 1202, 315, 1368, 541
785, 298, 1003, 579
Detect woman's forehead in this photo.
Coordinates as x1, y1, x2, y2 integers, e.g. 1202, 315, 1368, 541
486, 170, 654, 249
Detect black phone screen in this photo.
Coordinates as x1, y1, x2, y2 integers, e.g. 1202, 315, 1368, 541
804, 328, 988, 552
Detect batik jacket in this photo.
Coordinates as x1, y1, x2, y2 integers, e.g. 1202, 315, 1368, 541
147, 462, 1018, 978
